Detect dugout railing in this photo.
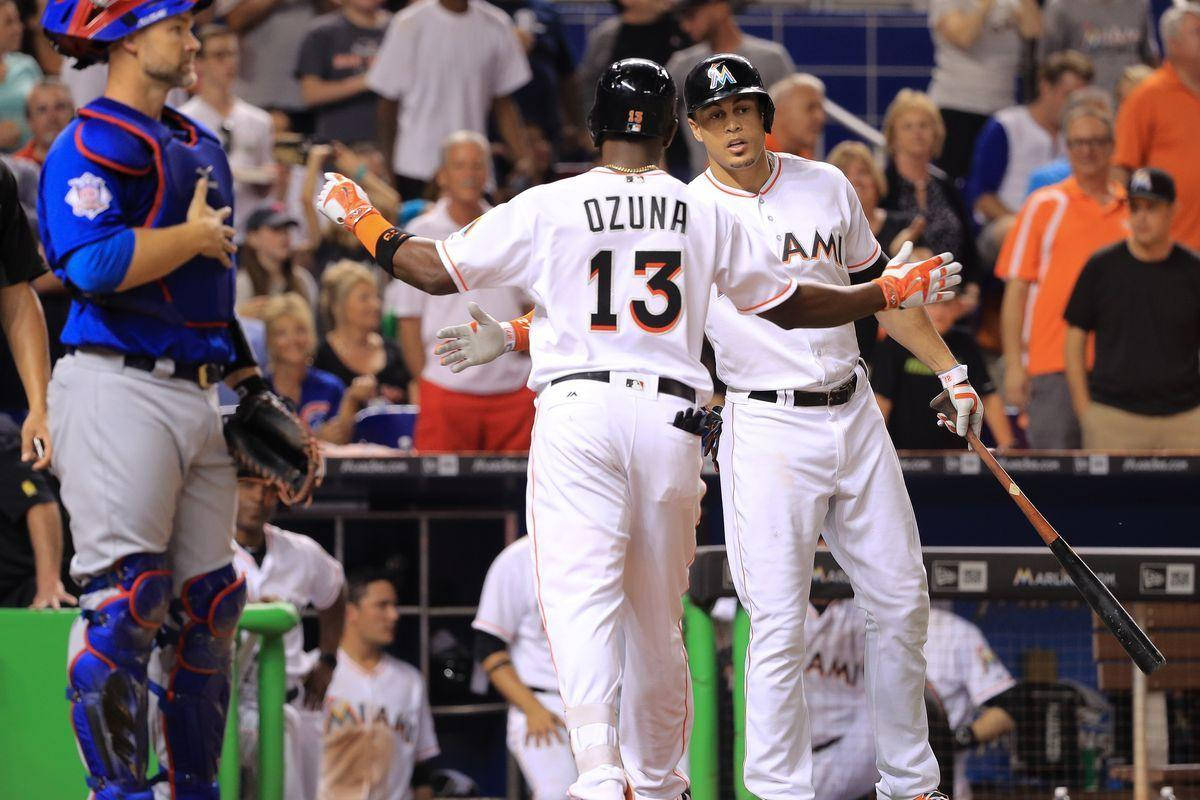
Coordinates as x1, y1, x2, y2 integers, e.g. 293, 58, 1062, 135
682, 546, 1200, 800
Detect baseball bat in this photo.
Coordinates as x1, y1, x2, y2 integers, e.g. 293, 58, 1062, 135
930, 391, 1166, 675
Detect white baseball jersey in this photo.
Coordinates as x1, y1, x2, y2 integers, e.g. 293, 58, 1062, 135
690, 153, 882, 391
434, 166, 797, 402
386, 197, 532, 395
233, 525, 344, 696
472, 536, 558, 692
321, 652, 440, 800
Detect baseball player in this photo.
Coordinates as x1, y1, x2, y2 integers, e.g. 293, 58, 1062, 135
321, 568, 439, 800
474, 536, 576, 799
316, 58, 959, 800
37, 1, 320, 796
232, 473, 346, 800
430, 55, 983, 800
806, 600, 1017, 800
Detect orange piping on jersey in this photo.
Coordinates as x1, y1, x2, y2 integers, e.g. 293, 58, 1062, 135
735, 279, 795, 313
845, 242, 881, 272
702, 155, 782, 198
435, 240, 470, 292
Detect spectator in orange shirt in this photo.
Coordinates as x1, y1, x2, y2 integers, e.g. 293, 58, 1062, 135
1113, 3, 1200, 253
765, 73, 826, 160
996, 104, 1128, 449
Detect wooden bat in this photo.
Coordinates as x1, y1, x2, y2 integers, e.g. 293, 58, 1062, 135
930, 391, 1165, 675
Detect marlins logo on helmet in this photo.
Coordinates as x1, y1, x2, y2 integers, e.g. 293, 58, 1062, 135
707, 62, 736, 90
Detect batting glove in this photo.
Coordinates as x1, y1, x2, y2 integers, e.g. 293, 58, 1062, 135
316, 172, 376, 232
934, 365, 983, 439
433, 302, 509, 373
873, 241, 963, 310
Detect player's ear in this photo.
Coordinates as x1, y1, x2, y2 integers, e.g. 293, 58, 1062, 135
687, 117, 703, 143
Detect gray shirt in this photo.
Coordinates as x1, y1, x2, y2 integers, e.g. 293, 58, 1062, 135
295, 11, 391, 143
927, 0, 1024, 115
219, 0, 317, 111
665, 36, 796, 177
1039, 0, 1158, 93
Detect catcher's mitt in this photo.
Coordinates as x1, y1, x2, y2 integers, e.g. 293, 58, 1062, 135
225, 376, 323, 505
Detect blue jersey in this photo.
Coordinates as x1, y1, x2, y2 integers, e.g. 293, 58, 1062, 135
267, 367, 345, 430
38, 96, 237, 363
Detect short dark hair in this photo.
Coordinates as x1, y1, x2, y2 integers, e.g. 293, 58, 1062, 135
346, 566, 398, 605
196, 23, 236, 56
1038, 50, 1095, 87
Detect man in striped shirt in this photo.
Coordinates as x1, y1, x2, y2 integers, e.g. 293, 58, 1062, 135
996, 103, 1128, 448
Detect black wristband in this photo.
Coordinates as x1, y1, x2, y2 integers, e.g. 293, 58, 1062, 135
953, 722, 978, 749
228, 318, 260, 373
374, 227, 414, 277
318, 651, 338, 669
234, 374, 270, 399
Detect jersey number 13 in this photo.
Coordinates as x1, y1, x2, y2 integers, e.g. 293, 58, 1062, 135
589, 250, 683, 334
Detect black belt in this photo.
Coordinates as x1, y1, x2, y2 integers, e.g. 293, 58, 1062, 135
741, 373, 857, 407
551, 371, 696, 403
813, 736, 842, 753
68, 346, 226, 389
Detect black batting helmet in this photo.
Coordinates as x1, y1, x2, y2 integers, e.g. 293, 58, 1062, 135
684, 53, 775, 133
587, 58, 678, 147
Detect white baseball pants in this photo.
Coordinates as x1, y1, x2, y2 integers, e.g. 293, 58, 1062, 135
717, 370, 939, 800
528, 377, 702, 800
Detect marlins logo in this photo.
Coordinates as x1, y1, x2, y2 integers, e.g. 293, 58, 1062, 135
707, 61, 736, 90
1130, 168, 1153, 193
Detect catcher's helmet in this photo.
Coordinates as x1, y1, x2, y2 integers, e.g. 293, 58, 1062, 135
42, 0, 212, 68
684, 53, 775, 133
587, 58, 678, 147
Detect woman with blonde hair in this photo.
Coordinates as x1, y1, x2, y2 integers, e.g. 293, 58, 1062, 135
827, 140, 926, 259
261, 292, 375, 444
880, 89, 979, 284
314, 259, 410, 403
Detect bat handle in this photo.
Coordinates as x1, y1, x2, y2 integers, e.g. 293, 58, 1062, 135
930, 389, 956, 419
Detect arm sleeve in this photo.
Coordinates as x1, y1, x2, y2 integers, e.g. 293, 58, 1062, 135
294, 24, 329, 80
1063, 258, 1100, 331
965, 118, 1010, 212
298, 535, 346, 610
39, 151, 134, 273
0, 164, 44, 286
62, 229, 136, 293
712, 205, 797, 314
1113, 89, 1150, 171
842, 176, 883, 274
471, 546, 527, 645
365, 18, 409, 100
994, 192, 1053, 282
436, 198, 534, 292
473, 630, 508, 663
492, 19, 534, 97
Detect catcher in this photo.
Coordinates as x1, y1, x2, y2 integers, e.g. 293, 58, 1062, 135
38, 0, 320, 796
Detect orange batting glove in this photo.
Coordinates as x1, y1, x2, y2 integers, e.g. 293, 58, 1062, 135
315, 172, 393, 257
873, 241, 963, 310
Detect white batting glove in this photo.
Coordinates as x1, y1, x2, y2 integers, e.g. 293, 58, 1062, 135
935, 373, 984, 439
315, 171, 375, 231
433, 302, 509, 373
873, 241, 963, 310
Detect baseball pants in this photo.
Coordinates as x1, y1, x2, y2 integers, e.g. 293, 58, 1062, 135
528, 376, 702, 800
509, 691, 577, 799
717, 368, 939, 800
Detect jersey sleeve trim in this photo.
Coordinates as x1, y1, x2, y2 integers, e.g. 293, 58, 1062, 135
735, 278, 797, 314
434, 239, 470, 292
846, 241, 881, 273
970, 675, 1018, 707
471, 617, 514, 644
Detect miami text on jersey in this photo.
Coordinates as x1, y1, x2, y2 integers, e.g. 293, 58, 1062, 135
782, 229, 844, 267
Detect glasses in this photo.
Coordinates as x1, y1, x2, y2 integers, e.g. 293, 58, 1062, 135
1066, 136, 1113, 151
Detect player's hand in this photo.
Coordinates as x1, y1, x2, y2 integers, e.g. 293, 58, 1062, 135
29, 579, 76, 610
20, 405, 51, 470
935, 381, 984, 439
1003, 360, 1029, 412
523, 701, 566, 748
316, 172, 376, 232
187, 175, 236, 268
873, 241, 962, 310
345, 374, 378, 406
433, 302, 507, 373
303, 659, 335, 710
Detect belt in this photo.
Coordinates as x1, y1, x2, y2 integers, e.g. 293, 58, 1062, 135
813, 736, 842, 753
68, 346, 226, 389
550, 371, 696, 403
740, 373, 858, 407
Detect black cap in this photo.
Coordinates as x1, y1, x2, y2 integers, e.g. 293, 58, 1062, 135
683, 53, 775, 133
1127, 167, 1176, 203
587, 58, 678, 147
245, 206, 299, 232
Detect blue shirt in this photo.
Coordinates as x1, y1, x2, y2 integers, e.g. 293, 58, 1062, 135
1026, 157, 1071, 197
38, 97, 237, 363
268, 368, 345, 430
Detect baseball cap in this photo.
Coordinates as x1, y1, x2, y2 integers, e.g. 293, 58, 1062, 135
1127, 167, 1176, 203
245, 206, 299, 232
